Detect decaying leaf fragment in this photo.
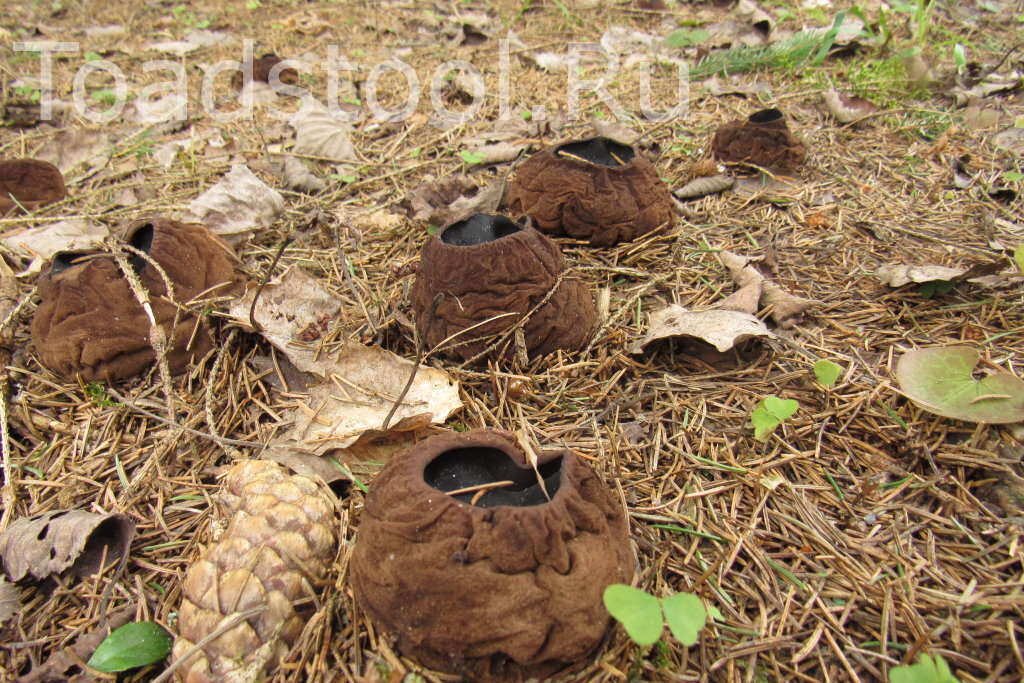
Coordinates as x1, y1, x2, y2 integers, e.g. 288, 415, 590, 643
674, 175, 734, 200
895, 346, 1024, 424
280, 343, 462, 454
876, 259, 1012, 288
188, 164, 285, 243
291, 99, 358, 162
1, 219, 109, 275
822, 89, 878, 124
628, 305, 775, 354
0, 510, 135, 582
397, 173, 507, 226
0, 577, 20, 626
172, 460, 338, 682
719, 251, 820, 328
228, 266, 463, 453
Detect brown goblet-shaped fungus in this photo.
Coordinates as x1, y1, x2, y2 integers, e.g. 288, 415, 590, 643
351, 429, 634, 682
31, 218, 236, 382
506, 137, 674, 247
711, 108, 806, 173
0, 159, 67, 215
230, 53, 299, 91
409, 213, 596, 362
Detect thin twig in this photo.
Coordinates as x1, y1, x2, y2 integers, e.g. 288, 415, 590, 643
381, 293, 442, 431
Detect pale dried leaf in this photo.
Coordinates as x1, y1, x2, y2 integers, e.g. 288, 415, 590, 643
0, 577, 20, 626
463, 142, 526, 166
628, 305, 775, 354
36, 128, 111, 175
761, 282, 820, 328
822, 88, 878, 123
876, 259, 1011, 287
589, 117, 640, 145
0, 510, 135, 582
282, 344, 462, 453
675, 175, 734, 199
282, 155, 326, 193
291, 100, 358, 162
399, 174, 506, 226
188, 164, 285, 242
146, 29, 226, 56
1, 219, 108, 275
716, 281, 761, 314
732, 173, 802, 197
703, 76, 772, 98
227, 265, 343, 374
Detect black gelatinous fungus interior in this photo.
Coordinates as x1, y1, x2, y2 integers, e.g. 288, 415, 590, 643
440, 213, 523, 247
750, 108, 784, 124
425, 447, 563, 507
50, 252, 90, 275
555, 137, 636, 167
127, 222, 155, 274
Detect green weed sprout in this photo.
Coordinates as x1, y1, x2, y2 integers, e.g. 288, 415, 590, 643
603, 584, 707, 647
889, 653, 959, 683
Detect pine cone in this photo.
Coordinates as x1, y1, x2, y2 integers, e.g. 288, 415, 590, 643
172, 460, 337, 683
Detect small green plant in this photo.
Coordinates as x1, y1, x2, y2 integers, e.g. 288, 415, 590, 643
171, 4, 211, 29
459, 150, 486, 165
663, 28, 710, 48
87, 621, 172, 673
889, 653, 959, 683
603, 584, 707, 647
85, 382, 121, 408
1014, 244, 1024, 275
750, 396, 799, 442
13, 84, 41, 103
916, 280, 954, 298
813, 359, 843, 387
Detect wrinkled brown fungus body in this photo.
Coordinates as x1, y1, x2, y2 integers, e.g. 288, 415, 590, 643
506, 137, 674, 246
351, 429, 634, 682
0, 159, 67, 215
409, 213, 596, 361
711, 108, 806, 173
230, 53, 299, 91
31, 218, 236, 382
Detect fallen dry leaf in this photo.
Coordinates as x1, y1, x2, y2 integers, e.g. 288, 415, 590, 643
282, 155, 327, 193
0, 258, 19, 340
35, 128, 111, 175
822, 88, 878, 124
675, 175, 735, 199
291, 99, 358, 162
0, 510, 135, 582
229, 266, 461, 452
628, 305, 775, 353
145, 29, 226, 56
719, 250, 820, 327
228, 265, 343, 373
188, 164, 285, 243
1, 219, 108, 275
280, 343, 462, 453
462, 142, 526, 166
0, 577, 19, 627
398, 174, 506, 226
876, 259, 1012, 288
